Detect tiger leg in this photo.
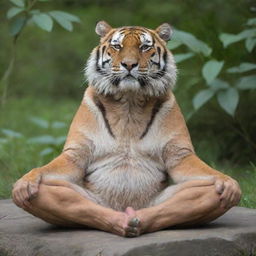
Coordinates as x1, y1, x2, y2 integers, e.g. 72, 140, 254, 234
134, 179, 233, 235
14, 180, 128, 236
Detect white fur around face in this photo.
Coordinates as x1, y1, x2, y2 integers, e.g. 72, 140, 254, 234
111, 31, 125, 46
139, 32, 153, 46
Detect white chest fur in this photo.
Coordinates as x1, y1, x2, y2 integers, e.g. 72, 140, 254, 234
83, 93, 174, 210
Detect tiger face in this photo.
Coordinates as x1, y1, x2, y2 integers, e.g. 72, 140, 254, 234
86, 21, 177, 96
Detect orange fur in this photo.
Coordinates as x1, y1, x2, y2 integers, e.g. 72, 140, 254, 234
13, 22, 238, 212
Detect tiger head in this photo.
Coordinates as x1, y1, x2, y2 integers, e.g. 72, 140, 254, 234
86, 21, 177, 96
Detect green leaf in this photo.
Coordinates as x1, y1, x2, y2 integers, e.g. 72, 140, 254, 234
9, 0, 24, 7
49, 11, 80, 22
219, 33, 244, 47
167, 40, 182, 50
28, 135, 56, 144
202, 60, 224, 85
40, 147, 54, 156
247, 18, 256, 26
236, 75, 256, 90
29, 9, 40, 15
208, 78, 230, 91
1, 129, 23, 138
193, 89, 215, 110
9, 15, 26, 36
29, 117, 49, 128
0, 138, 8, 144
51, 121, 66, 129
245, 37, 256, 52
217, 87, 239, 116
32, 13, 53, 32
49, 11, 76, 31
7, 7, 24, 19
173, 30, 212, 56
174, 53, 195, 63
227, 63, 256, 73
219, 29, 256, 48
55, 136, 66, 145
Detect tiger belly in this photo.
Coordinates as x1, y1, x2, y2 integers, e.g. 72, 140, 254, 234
84, 153, 168, 211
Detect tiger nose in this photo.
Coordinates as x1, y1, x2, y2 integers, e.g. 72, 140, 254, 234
121, 60, 138, 71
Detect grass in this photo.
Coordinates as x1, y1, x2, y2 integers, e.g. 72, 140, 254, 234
0, 96, 78, 198
0, 96, 255, 209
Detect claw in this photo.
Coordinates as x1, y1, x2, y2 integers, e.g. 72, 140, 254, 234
129, 217, 140, 227
125, 231, 139, 237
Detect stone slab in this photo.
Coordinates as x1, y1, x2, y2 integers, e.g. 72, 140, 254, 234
0, 199, 256, 256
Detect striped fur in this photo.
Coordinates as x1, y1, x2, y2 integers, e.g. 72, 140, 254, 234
85, 24, 177, 96
15, 22, 231, 212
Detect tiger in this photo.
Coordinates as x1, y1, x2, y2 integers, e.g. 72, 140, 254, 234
12, 21, 241, 237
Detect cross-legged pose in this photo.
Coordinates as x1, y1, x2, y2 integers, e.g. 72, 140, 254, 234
12, 21, 241, 237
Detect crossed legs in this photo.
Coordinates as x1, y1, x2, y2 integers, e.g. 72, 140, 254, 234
14, 179, 230, 237
136, 180, 229, 234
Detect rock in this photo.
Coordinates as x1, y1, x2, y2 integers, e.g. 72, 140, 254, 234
0, 199, 256, 256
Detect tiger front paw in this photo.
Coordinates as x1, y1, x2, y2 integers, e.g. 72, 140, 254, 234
12, 178, 40, 209
214, 176, 241, 209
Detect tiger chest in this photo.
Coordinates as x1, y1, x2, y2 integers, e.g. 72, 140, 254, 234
85, 136, 168, 210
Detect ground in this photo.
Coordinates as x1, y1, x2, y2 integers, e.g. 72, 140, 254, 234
0, 199, 256, 256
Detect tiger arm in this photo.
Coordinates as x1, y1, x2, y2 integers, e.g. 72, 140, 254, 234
162, 99, 241, 208
12, 102, 94, 207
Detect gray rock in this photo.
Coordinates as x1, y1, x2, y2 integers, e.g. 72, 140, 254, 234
0, 199, 255, 256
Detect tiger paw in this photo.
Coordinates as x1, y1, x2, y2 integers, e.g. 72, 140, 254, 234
12, 179, 40, 208
123, 207, 141, 237
215, 176, 241, 209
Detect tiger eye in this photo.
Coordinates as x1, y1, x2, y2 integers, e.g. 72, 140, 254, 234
140, 45, 152, 51
112, 44, 122, 50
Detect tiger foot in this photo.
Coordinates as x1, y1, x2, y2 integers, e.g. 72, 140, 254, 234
123, 207, 141, 237
106, 207, 141, 237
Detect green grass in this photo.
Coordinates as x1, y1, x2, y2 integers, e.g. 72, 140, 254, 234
0, 96, 255, 209
0, 96, 78, 198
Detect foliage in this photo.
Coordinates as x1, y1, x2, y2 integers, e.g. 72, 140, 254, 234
7, 0, 80, 35
168, 16, 256, 162
0, 0, 80, 105
169, 18, 256, 117
0, 118, 67, 158
0, 97, 76, 199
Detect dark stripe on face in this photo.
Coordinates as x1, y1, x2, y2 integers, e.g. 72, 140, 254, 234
102, 46, 106, 53
162, 50, 168, 71
101, 45, 106, 66
95, 47, 106, 75
152, 38, 155, 47
93, 97, 115, 138
150, 49, 168, 78
102, 59, 110, 67
140, 99, 164, 139
150, 70, 165, 79
151, 60, 160, 68
157, 47, 161, 58
138, 77, 147, 87
111, 76, 121, 86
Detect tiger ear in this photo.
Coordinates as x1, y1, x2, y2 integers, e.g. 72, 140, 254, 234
155, 23, 173, 42
95, 21, 112, 37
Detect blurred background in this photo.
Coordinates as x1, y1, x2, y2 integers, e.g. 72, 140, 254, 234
0, 0, 255, 207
